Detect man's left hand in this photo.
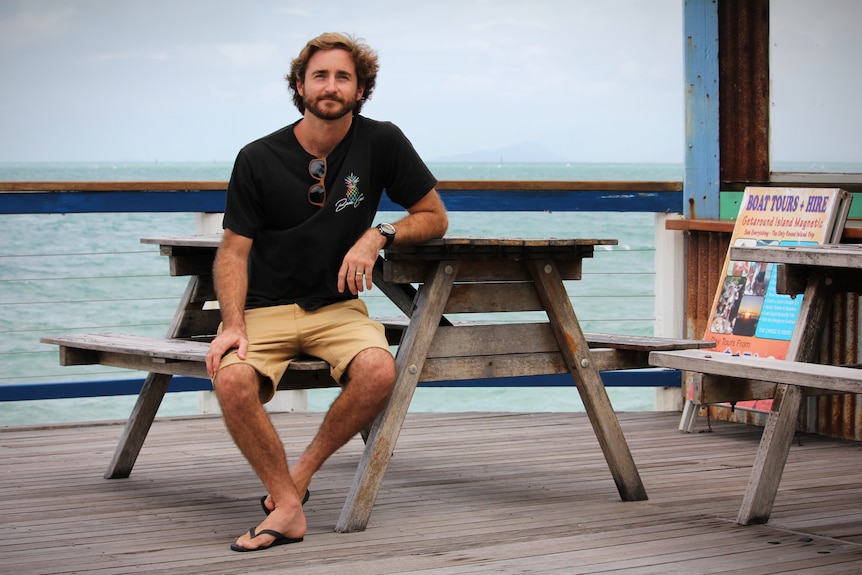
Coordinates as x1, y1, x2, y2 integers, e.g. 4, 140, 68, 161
337, 229, 384, 294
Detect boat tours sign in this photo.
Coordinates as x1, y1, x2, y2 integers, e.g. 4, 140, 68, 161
698, 186, 850, 412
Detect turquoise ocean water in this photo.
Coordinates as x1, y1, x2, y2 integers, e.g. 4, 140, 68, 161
0, 161, 681, 426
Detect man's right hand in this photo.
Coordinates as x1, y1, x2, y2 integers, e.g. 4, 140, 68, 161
206, 327, 249, 379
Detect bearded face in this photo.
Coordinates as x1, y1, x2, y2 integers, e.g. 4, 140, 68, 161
298, 49, 364, 121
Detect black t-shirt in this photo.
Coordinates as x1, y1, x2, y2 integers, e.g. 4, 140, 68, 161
223, 115, 438, 310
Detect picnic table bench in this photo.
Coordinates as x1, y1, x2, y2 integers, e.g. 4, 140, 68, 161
44, 328, 707, 389
42, 234, 714, 532
649, 243, 862, 525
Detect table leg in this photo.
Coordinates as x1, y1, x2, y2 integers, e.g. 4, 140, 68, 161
336, 260, 459, 532
104, 276, 203, 478
371, 255, 417, 316
736, 383, 802, 524
528, 260, 648, 501
104, 372, 173, 478
736, 269, 832, 523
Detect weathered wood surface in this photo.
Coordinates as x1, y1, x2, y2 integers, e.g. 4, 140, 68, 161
3, 412, 862, 575
337, 260, 459, 532
738, 383, 805, 526
650, 349, 862, 395
731, 243, 862, 269
731, 244, 862, 296
40, 333, 334, 383
529, 259, 647, 502
42, 329, 714, 385
140, 234, 619, 251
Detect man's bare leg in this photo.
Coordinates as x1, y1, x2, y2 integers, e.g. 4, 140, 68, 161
213, 363, 307, 550
291, 347, 396, 492
278, 347, 395, 500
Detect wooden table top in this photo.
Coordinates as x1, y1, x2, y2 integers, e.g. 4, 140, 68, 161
143, 235, 619, 260
730, 243, 862, 269
385, 237, 617, 261
141, 234, 222, 248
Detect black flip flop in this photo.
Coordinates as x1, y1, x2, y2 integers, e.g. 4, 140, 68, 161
259, 489, 310, 516
230, 526, 303, 552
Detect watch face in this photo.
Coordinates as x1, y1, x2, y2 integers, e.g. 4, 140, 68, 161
379, 223, 395, 235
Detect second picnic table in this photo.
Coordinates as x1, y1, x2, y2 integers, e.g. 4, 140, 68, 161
651, 242, 862, 525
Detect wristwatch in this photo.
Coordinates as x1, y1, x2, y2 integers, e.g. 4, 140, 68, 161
377, 222, 396, 247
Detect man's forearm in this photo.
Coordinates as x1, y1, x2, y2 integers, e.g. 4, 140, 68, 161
391, 189, 448, 246
213, 248, 249, 331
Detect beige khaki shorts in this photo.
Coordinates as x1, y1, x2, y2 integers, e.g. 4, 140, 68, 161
216, 299, 389, 402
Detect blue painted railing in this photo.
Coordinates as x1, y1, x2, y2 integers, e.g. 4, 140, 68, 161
0, 371, 677, 402
0, 180, 682, 214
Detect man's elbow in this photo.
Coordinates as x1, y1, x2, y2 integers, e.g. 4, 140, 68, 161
427, 191, 448, 238
432, 210, 449, 239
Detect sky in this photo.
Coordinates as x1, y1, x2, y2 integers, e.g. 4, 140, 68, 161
0, 0, 860, 165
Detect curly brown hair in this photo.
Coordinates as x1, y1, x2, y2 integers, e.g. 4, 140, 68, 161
286, 32, 379, 115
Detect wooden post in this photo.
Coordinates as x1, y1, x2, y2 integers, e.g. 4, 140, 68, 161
684, 0, 720, 220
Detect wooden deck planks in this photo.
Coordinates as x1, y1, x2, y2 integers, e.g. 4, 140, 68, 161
2, 411, 862, 574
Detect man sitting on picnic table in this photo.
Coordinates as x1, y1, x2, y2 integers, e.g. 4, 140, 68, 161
205, 32, 448, 552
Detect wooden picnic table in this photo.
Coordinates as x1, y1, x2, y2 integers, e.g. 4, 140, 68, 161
44, 234, 715, 532
725, 242, 862, 523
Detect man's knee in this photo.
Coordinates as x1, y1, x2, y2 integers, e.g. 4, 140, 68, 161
345, 348, 396, 397
213, 363, 265, 406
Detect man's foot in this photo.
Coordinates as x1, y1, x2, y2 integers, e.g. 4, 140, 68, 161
231, 505, 306, 552
230, 527, 303, 552
260, 489, 310, 515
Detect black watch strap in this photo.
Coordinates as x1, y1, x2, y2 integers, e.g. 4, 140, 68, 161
377, 222, 396, 247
